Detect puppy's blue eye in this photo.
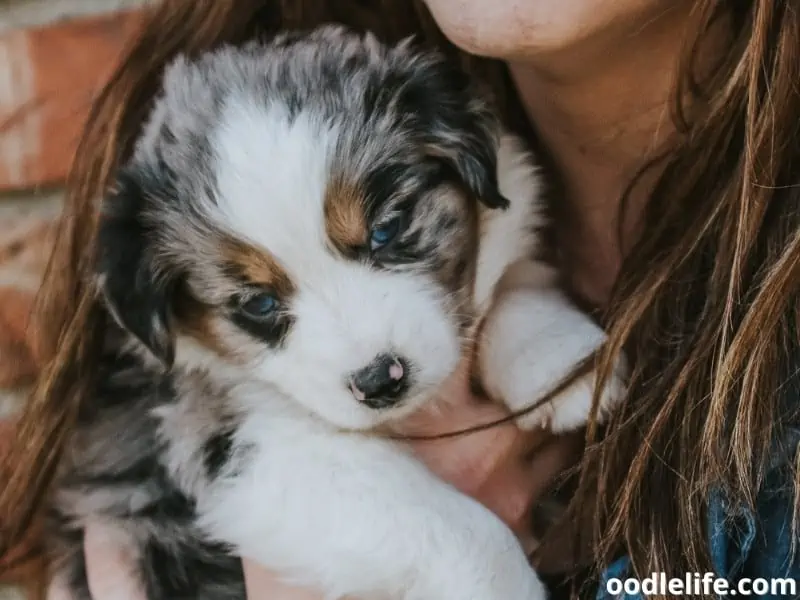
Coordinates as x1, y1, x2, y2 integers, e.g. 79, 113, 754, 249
369, 217, 401, 251
240, 293, 279, 319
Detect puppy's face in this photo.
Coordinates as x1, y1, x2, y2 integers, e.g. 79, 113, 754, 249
96, 28, 508, 430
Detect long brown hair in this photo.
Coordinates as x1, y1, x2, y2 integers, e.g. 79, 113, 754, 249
578, 0, 800, 584
2, 1, 799, 599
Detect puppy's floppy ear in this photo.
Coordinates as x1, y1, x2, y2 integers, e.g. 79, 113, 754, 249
403, 54, 510, 210
95, 168, 176, 366
423, 103, 509, 210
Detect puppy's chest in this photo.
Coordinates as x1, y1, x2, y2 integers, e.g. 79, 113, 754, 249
144, 369, 264, 500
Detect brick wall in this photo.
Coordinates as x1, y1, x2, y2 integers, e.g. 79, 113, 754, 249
0, 0, 147, 408
1, 1, 148, 596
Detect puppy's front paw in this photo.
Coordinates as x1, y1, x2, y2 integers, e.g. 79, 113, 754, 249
510, 350, 628, 433
478, 287, 628, 433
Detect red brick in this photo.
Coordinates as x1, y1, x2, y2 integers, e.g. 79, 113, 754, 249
0, 9, 145, 192
0, 286, 37, 388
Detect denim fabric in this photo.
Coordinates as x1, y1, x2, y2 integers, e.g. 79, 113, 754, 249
595, 439, 800, 600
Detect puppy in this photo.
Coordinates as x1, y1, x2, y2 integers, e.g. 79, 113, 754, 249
47, 26, 625, 600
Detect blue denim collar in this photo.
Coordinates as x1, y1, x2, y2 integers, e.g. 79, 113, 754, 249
596, 431, 800, 600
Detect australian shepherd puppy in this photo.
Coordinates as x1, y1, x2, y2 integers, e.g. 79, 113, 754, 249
47, 26, 626, 600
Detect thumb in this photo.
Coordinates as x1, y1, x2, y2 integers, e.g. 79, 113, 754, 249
242, 560, 324, 600
84, 520, 146, 600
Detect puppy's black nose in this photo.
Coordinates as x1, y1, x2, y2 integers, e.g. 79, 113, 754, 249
350, 354, 409, 409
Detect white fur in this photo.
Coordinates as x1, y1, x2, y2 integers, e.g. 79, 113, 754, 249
196, 388, 546, 600
473, 135, 545, 311
479, 260, 628, 431
473, 135, 628, 431
161, 97, 627, 599
208, 100, 462, 431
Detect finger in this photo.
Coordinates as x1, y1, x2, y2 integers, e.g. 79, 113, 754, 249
410, 418, 518, 493
405, 398, 554, 484
477, 432, 582, 537
84, 520, 146, 600
242, 560, 324, 600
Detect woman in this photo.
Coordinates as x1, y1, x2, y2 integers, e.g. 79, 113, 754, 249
2, 0, 800, 599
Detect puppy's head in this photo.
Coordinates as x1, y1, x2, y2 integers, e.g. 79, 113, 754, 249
95, 27, 508, 430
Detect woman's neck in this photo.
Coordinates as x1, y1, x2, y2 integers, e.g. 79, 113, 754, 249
507, 4, 696, 307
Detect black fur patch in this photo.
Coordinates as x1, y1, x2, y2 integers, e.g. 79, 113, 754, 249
203, 428, 236, 479
140, 538, 245, 600
96, 169, 178, 366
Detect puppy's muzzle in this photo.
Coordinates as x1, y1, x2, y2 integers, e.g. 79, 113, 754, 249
349, 353, 410, 409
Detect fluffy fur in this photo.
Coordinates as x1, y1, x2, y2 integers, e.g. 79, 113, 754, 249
47, 27, 626, 600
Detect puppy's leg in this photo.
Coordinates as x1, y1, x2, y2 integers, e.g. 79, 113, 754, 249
198, 407, 547, 600
478, 259, 628, 432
